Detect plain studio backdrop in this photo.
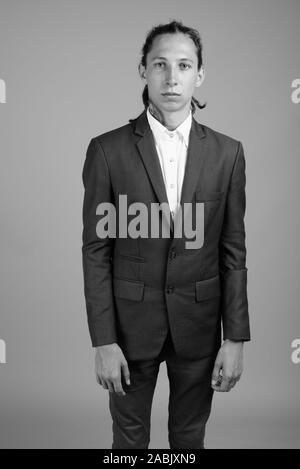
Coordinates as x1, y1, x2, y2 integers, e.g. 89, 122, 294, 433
0, 0, 299, 448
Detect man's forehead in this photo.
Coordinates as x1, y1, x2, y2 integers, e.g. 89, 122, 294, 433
149, 35, 197, 57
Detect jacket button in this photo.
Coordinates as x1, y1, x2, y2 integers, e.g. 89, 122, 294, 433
166, 285, 174, 294
169, 249, 176, 260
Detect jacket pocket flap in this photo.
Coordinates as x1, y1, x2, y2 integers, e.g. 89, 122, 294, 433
195, 275, 221, 302
195, 190, 223, 201
119, 254, 145, 263
113, 278, 144, 302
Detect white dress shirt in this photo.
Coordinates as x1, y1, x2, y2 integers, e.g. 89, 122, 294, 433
146, 106, 192, 219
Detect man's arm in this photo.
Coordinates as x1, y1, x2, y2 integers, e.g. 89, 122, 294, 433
212, 141, 250, 392
82, 138, 130, 396
219, 140, 250, 342
82, 138, 118, 346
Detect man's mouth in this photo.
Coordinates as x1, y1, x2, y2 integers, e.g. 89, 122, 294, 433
162, 92, 180, 96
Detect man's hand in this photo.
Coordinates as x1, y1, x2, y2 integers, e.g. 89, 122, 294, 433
95, 343, 130, 397
211, 340, 244, 392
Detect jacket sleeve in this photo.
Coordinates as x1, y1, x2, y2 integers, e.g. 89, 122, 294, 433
219, 141, 251, 342
82, 138, 118, 347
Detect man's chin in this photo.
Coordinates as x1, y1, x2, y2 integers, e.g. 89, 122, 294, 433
156, 100, 184, 111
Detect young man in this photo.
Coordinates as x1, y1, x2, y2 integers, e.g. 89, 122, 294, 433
82, 20, 250, 449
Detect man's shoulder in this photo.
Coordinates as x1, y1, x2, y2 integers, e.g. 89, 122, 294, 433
200, 121, 241, 150
91, 119, 135, 148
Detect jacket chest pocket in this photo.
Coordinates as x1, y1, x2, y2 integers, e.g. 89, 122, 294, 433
195, 190, 224, 226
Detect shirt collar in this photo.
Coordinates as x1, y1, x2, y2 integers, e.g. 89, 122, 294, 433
146, 106, 192, 147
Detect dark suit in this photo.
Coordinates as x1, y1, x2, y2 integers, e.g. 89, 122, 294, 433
82, 108, 250, 448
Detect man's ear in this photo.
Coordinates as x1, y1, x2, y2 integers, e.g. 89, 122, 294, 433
138, 63, 147, 83
195, 65, 205, 88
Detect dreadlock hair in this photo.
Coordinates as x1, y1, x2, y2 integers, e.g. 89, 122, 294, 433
139, 19, 206, 115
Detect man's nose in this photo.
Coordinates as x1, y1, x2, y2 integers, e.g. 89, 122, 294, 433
165, 66, 178, 86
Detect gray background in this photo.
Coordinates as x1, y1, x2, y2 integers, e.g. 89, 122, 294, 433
0, 0, 299, 448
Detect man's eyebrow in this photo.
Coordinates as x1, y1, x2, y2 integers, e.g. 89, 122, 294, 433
151, 56, 194, 62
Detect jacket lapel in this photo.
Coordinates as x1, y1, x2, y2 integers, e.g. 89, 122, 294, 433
132, 109, 207, 236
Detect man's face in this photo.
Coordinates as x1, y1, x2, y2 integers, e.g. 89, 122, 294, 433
139, 32, 204, 113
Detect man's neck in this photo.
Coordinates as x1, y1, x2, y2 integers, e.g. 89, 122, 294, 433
148, 101, 191, 131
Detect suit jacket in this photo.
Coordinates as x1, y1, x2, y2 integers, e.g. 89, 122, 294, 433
82, 109, 250, 361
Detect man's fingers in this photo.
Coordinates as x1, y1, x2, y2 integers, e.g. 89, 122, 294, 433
212, 374, 241, 392
226, 373, 240, 391
101, 379, 109, 390
95, 374, 103, 386
211, 378, 223, 391
99, 377, 122, 395
110, 371, 126, 396
214, 376, 235, 392
113, 379, 126, 396
228, 381, 236, 391
106, 380, 114, 393
121, 361, 131, 386
211, 361, 222, 386
95, 356, 129, 396
228, 376, 240, 390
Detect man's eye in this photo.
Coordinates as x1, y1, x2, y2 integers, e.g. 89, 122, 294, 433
180, 63, 191, 70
